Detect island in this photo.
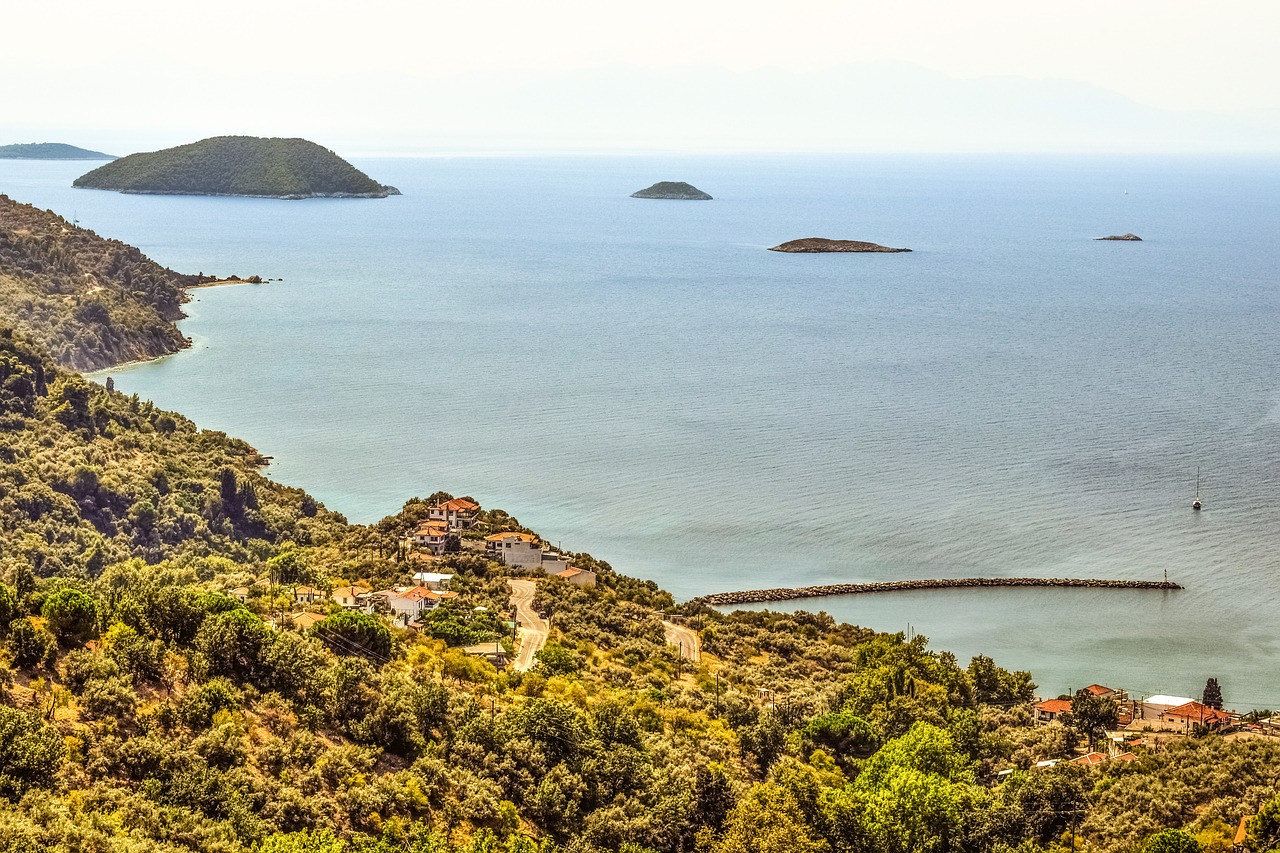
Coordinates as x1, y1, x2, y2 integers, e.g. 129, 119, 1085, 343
0, 142, 116, 160
1096, 233, 1143, 241
630, 181, 712, 200
72, 135, 400, 199
769, 237, 912, 253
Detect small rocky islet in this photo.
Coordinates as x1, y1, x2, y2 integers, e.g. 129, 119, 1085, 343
630, 181, 712, 200
769, 237, 912, 253
1096, 233, 1143, 241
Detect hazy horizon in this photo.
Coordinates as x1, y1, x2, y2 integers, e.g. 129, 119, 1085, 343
7, 1, 1279, 156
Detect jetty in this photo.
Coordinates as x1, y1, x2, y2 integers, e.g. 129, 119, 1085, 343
692, 577, 1182, 607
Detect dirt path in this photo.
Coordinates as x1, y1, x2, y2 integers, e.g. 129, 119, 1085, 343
507, 578, 548, 672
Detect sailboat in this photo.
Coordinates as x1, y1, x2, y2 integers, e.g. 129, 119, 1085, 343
1192, 468, 1202, 511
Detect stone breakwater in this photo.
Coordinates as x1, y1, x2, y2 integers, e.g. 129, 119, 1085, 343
693, 577, 1182, 607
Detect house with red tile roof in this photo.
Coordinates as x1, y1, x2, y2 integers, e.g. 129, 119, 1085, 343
1160, 701, 1233, 730
1070, 752, 1109, 766
1034, 698, 1072, 724
486, 531, 543, 567
408, 520, 451, 555
428, 498, 480, 530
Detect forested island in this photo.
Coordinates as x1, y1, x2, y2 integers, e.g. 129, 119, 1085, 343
72, 136, 400, 199
0, 204, 1278, 853
631, 181, 713, 200
0, 142, 115, 160
769, 238, 912, 253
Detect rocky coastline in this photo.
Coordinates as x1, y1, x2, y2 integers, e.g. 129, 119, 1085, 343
692, 576, 1183, 607
1096, 233, 1143, 241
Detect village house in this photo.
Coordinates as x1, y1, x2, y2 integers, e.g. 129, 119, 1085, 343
412, 571, 454, 590
540, 552, 572, 574
293, 585, 325, 605
383, 586, 459, 623
1033, 698, 1072, 724
554, 567, 596, 588
408, 520, 451, 555
486, 532, 543, 567
290, 611, 325, 632
332, 584, 370, 609
228, 586, 250, 604
428, 497, 480, 530
1160, 700, 1233, 731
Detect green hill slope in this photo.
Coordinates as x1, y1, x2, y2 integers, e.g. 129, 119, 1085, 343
0, 142, 116, 160
73, 136, 400, 198
0, 194, 223, 371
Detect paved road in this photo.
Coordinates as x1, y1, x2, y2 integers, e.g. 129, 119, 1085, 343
663, 620, 700, 662
507, 579, 548, 672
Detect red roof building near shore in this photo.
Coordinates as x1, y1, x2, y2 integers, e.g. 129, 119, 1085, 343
1070, 752, 1109, 766
1084, 684, 1115, 697
1034, 698, 1072, 723
1161, 701, 1233, 728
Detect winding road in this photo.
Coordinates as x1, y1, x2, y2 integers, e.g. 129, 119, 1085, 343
663, 620, 700, 662
507, 578, 548, 672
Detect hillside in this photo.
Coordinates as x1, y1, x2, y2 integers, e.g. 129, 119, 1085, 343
73, 136, 400, 199
0, 194, 217, 371
0, 142, 115, 160
0, 223, 1275, 853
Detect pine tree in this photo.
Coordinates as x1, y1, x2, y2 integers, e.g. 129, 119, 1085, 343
1203, 677, 1223, 710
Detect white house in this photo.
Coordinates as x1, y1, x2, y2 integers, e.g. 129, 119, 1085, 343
428, 498, 480, 530
412, 572, 454, 591
486, 532, 544, 568
540, 553, 572, 574
293, 585, 325, 605
407, 520, 450, 555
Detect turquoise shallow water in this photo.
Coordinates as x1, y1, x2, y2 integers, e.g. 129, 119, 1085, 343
5, 154, 1280, 702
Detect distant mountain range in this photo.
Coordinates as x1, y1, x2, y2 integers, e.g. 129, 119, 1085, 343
73, 136, 400, 199
0, 142, 115, 160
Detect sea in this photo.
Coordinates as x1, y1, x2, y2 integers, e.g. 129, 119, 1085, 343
4, 154, 1279, 704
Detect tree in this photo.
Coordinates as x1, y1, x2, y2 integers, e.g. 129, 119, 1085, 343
715, 782, 827, 853
1248, 794, 1280, 853
1143, 829, 1203, 853
41, 588, 97, 644
194, 608, 271, 683
311, 610, 392, 662
1203, 678, 1223, 710
1061, 688, 1118, 751
0, 706, 62, 801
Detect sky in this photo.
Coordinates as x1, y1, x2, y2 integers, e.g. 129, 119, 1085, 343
7, 0, 1279, 154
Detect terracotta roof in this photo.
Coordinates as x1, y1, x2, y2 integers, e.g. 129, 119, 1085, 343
485, 531, 538, 543
229, 586, 250, 595
332, 585, 368, 598
435, 498, 479, 512
1236, 815, 1251, 846
413, 521, 449, 535
1114, 752, 1138, 762
1084, 684, 1113, 696
557, 568, 585, 578
1162, 701, 1231, 724
1036, 699, 1072, 715
1070, 752, 1108, 766
294, 585, 321, 595
292, 612, 325, 629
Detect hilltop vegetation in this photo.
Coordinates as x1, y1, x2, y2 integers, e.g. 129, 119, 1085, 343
0, 208, 1277, 853
0, 142, 115, 160
0, 194, 215, 371
73, 136, 400, 199
2, 323, 1280, 852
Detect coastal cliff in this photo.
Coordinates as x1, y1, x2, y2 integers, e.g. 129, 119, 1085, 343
73, 136, 400, 199
0, 194, 218, 371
